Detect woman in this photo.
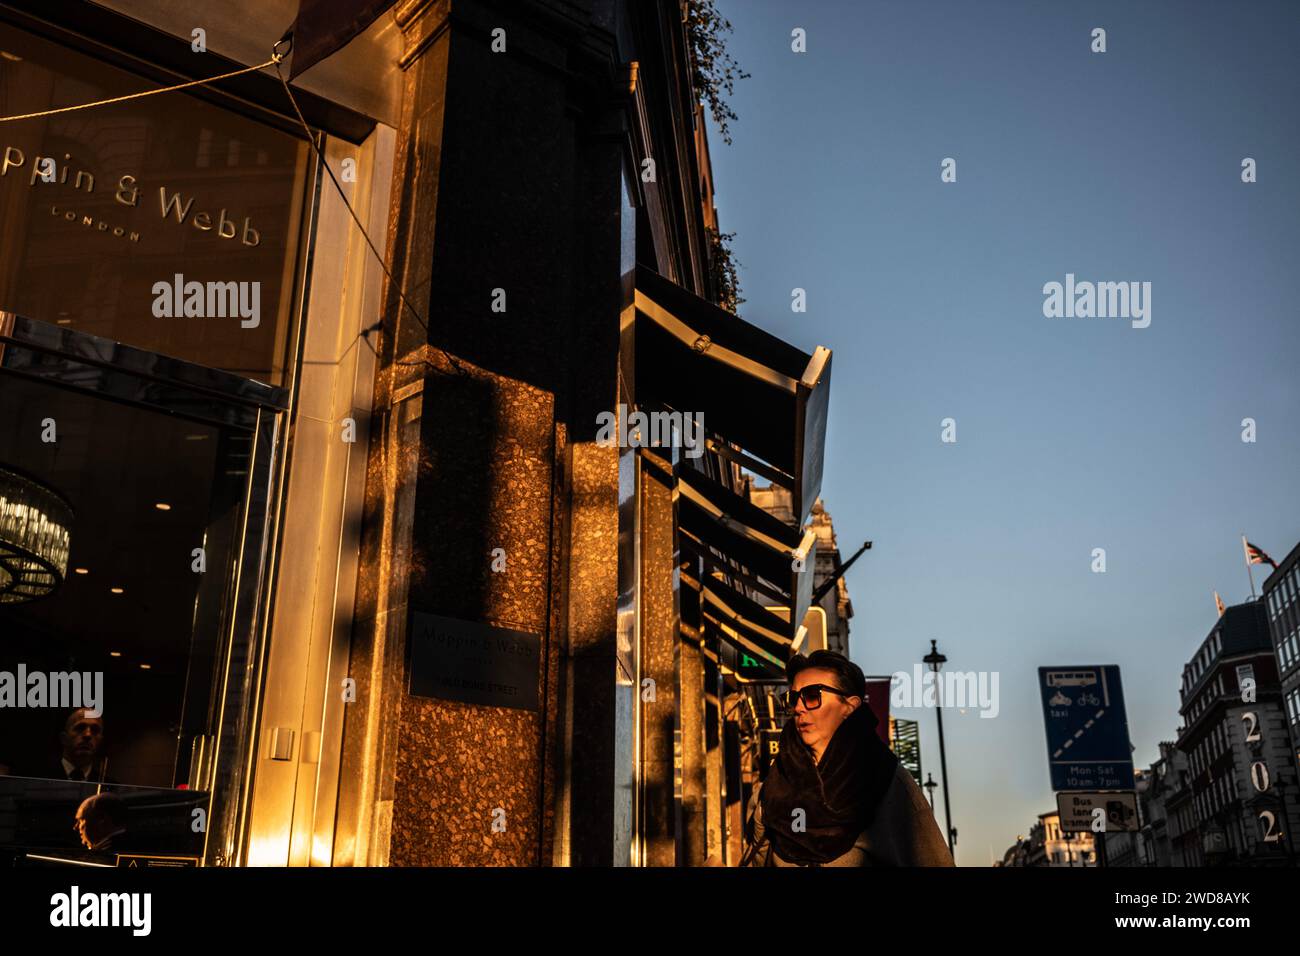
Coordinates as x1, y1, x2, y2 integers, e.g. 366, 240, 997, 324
744, 650, 954, 867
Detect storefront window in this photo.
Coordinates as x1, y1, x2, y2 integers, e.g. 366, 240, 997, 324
0, 16, 314, 866
0, 370, 248, 786
0, 20, 310, 386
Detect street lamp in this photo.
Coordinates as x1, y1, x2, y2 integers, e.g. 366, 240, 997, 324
923, 639, 955, 859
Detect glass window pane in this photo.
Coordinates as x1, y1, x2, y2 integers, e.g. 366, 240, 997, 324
0, 22, 309, 386
0, 371, 250, 788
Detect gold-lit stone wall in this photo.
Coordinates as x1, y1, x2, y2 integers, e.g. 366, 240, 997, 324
388, 367, 560, 866
639, 454, 679, 865
338, 0, 628, 867
678, 587, 708, 865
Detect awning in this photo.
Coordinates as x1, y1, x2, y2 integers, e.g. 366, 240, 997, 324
683, 562, 805, 676
286, 0, 397, 78
677, 466, 815, 634
632, 265, 832, 523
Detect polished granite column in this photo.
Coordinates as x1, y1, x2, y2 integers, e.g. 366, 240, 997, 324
336, 0, 627, 866
703, 633, 725, 865
678, 581, 709, 865
724, 698, 744, 866
638, 447, 680, 866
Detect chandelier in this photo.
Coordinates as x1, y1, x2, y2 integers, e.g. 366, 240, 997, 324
0, 466, 73, 604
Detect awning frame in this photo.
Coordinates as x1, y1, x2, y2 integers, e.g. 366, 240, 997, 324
632, 265, 832, 523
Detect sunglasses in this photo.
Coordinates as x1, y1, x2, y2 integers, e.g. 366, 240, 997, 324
781, 683, 857, 711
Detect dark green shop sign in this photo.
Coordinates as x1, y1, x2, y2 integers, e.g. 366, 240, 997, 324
719, 641, 784, 683
408, 612, 540, 711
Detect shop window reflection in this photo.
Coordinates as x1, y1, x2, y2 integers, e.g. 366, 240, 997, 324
0, 371, 247, 865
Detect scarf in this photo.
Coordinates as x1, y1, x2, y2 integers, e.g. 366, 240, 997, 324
759, 703, 900, 864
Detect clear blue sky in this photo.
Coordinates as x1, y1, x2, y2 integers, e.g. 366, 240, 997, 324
707, 0, 1300, 864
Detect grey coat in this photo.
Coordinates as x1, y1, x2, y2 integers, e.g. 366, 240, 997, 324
745, 764, 955, 867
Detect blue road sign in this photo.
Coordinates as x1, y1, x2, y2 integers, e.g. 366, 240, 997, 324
1038, 665, 1135, 791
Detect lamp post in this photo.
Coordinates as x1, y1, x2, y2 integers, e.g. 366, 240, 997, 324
923, 639, 954, 859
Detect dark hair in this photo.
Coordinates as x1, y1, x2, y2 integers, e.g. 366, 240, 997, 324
785, 650, 867, 699
80, 792, 128, 828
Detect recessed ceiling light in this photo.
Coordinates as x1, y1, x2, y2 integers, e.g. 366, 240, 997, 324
155, 503, 171, 511
57, 319, 72, 325
74, 568, 88, 575
139, 663, 151, 670
110, 587, 124, 594
109, 651, 121, 657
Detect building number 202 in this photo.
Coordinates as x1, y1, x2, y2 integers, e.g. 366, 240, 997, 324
1241, 711, 1281, 844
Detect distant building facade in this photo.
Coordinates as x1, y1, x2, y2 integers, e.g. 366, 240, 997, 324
997, 837, 1031, 867
889, 716, 923, 788
748, 485, 853, 656
1139, 741, 1191, 867
1026, 811, 1094, 867
1174, 600, 1300, 865
1261, 541, 1300, 772
1098, 769, 1150, 866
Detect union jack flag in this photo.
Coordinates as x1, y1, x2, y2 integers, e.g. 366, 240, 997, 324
1245, 540, 1277, 569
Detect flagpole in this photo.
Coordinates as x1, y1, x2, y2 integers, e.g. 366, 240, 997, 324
1242, 535, 1257, 599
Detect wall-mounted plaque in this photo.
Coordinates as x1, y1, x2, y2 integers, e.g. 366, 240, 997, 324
408, 612, 540, 711
116, 855, 201, 868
